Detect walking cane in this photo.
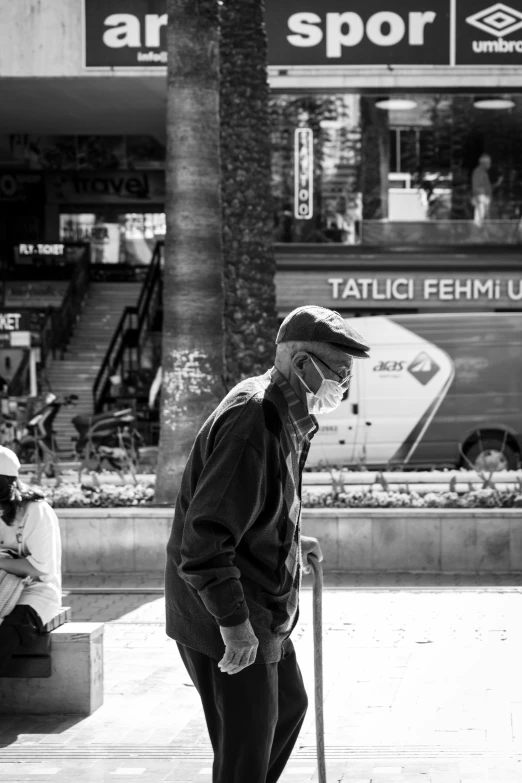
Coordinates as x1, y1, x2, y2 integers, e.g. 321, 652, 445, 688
308, 554, 326, 783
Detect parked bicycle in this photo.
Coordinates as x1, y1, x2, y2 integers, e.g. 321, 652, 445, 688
15, 393, 79, 477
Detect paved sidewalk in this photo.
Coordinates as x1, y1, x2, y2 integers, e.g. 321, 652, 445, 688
2, 579, 522, 781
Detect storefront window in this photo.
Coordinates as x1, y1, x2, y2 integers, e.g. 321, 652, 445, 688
270, 93, 522, 246
60, 213, 165, 264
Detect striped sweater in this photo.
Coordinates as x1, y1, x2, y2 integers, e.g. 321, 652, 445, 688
164, 367, 317, 664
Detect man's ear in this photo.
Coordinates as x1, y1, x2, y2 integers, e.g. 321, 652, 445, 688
292, 352, 309, 374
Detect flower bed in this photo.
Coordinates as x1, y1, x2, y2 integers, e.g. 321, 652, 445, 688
31, 478, 522, 509
302, 488, 522, 509
39, 482, 155, 508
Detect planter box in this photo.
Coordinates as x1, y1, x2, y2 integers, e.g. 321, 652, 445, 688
57, 507, 172, 575
56, 507, 522, 575
302, 509, 522, 573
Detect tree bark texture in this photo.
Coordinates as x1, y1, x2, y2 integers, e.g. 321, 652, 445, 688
220, 0, 278, 385
156, 0, 225, 503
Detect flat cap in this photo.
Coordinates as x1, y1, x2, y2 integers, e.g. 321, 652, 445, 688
276, 305, 370, 359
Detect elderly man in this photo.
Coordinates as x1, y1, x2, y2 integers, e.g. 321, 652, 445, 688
165, 305, 370, 783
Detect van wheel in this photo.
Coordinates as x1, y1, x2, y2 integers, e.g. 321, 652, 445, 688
465, 438, 518, 472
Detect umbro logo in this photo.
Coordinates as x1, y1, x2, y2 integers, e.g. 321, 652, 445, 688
466, 3, 522, 38
407, 352, 440, 386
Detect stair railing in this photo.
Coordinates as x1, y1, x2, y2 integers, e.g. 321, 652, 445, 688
8, 247, 91, 396
53, 246, 91, 359
92, 241, 163, 413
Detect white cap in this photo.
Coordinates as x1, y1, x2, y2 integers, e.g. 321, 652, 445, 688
0, 446, 20, 477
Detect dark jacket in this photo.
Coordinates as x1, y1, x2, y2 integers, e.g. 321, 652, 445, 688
164, 368, 316, 664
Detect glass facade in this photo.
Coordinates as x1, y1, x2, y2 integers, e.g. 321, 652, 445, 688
60, 213, 165, 265
0, 134, 166, 267
270, 93, 522, 245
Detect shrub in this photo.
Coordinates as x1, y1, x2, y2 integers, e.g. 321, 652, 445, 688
39, 482, 155, 508
301, 488, 522, 509
32, 478, 522, 510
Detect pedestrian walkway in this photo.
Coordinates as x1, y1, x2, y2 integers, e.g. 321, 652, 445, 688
2, 579, 522, 781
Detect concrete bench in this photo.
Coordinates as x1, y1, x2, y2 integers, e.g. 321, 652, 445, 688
0, 607, 104, 715
2, 606, 71, 678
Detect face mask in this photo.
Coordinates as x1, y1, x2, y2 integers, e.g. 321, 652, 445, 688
298, 356, 345, 415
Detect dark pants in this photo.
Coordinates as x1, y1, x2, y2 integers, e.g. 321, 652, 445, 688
177, 639, 308, 783
0, 605, 42, 676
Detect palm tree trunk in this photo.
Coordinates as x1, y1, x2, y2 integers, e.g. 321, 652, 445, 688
155, 0, 225, 503
220, 0, 278, 385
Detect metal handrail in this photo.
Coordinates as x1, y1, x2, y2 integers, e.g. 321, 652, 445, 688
91, 306, 134, 413
92, 242, 163, 412
8, 247, 90, 397
52, 246, 90, 359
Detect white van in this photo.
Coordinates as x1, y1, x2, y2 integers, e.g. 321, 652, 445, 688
307, 312, 522, 471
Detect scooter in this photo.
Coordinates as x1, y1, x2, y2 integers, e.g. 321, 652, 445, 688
71, 407, 143, 474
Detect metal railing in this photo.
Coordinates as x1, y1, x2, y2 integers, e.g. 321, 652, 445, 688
92, 242, 163, 413
9, 250, 91, 396
53, 247, 91, 359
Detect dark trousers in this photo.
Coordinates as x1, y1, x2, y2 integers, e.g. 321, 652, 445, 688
177, 639, 308, 783
0, 605, 41, 676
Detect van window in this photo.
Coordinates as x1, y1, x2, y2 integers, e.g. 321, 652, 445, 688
452, 344, 520, 397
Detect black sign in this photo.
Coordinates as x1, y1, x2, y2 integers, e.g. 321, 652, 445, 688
46, 171, 165, 203
0, 173, 44, 202
14, 243, 89, 269
84, 0, 522, 68
0, 311, 45, 333
266, 0, 450, 66
456, 0, 522, 64
18, 244, 65, 257
84, 0, 167, 68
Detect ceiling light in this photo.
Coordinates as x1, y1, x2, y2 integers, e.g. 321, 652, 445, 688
320, 120, 343, 129
473, 97, 515, 110
375, 99, 418, 111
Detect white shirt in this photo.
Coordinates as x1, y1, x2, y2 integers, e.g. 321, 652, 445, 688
0, 500, 62, 626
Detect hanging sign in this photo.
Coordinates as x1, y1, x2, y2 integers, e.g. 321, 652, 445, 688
294, 128, 314, 220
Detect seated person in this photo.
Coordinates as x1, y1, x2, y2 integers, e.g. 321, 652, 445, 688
0, 446, 61, 675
